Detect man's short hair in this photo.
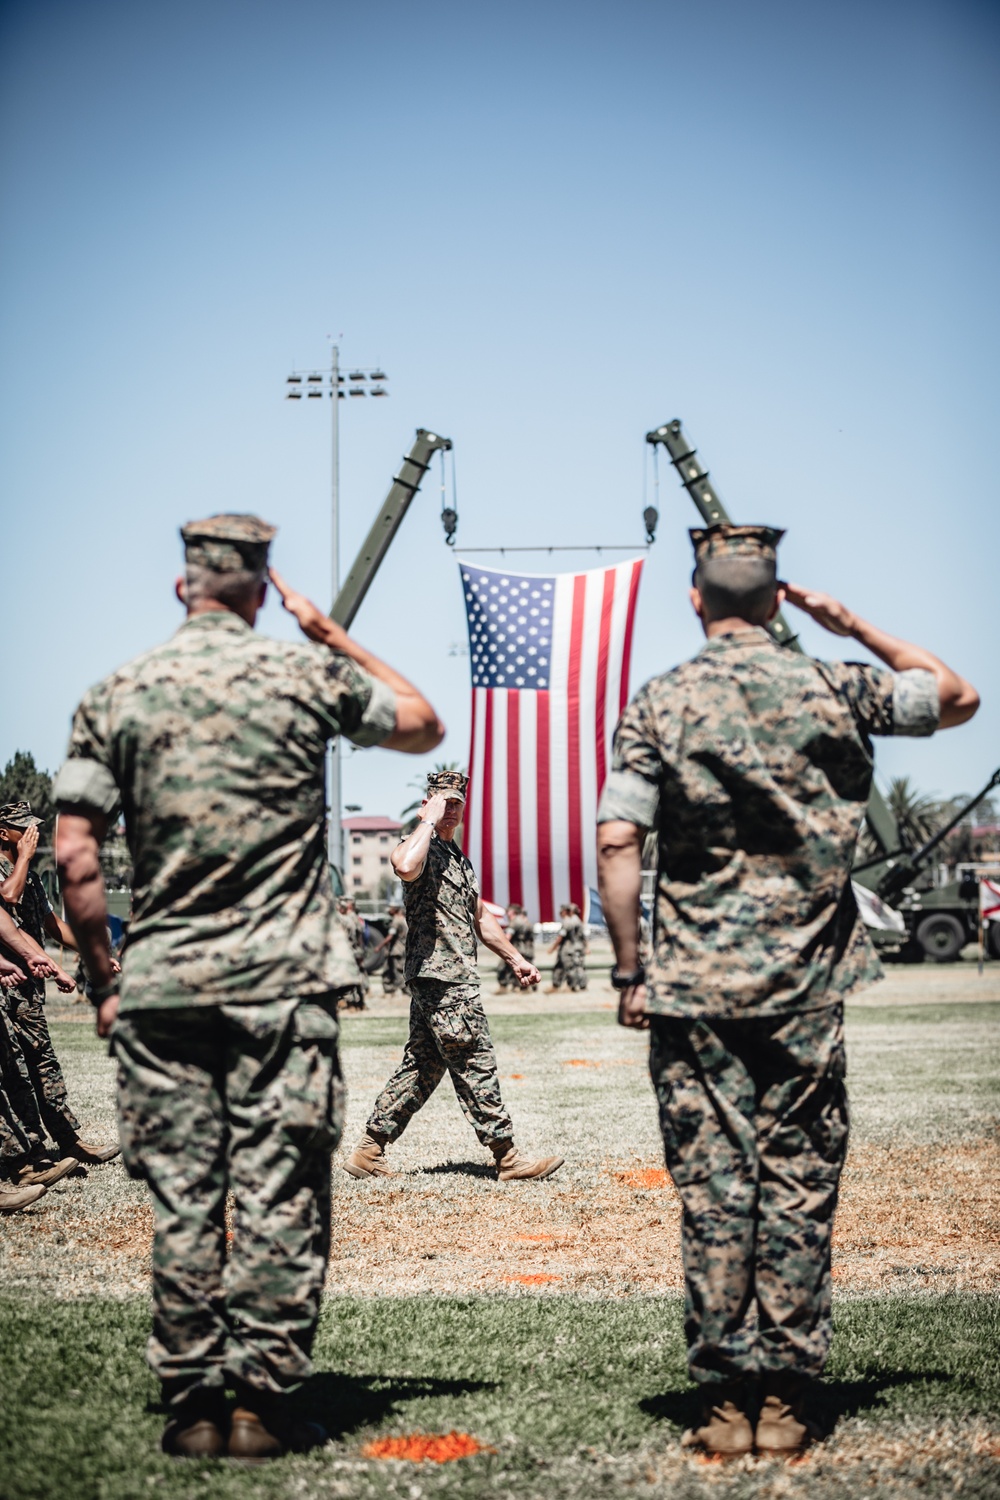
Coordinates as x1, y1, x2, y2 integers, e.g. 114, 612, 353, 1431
693, 555, 778, 625
184, 561, 265, 611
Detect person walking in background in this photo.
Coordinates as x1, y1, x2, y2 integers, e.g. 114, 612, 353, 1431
597, 523, 978, 1458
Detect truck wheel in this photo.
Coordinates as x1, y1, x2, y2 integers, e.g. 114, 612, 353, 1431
915, 913, 966, 963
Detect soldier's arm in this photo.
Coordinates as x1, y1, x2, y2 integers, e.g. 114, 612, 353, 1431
391, 794, 448, 882
0, 907, 75, 989
270, 569, 444, 752
55, 811, 119, 1036
0, 824, 38, 903
475, 901, 540, 987
783, 584, 979, 729
43, 908, 80, 951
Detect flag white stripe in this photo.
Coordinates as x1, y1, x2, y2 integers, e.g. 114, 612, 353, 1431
490, 689, 509, 909
519, 690, 539, 919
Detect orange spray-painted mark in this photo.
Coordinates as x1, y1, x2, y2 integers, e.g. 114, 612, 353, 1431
362, 1432, 493, 1462
503, 1272, 562, 1285
616, 1168, 669, 1189
563, 1058, 600, 1067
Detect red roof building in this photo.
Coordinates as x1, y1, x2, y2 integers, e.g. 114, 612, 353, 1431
342, 815, 403, 893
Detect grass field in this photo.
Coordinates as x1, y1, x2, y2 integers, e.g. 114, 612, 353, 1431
1, 963, 998, 1498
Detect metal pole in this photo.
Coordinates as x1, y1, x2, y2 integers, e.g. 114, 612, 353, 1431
326, 343, 344, 875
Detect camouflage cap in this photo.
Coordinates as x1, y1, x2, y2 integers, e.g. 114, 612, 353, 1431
427, 770, 469, 803
690, 524, 785, 565
180, 513, 277, 574
0, 800, 43, 830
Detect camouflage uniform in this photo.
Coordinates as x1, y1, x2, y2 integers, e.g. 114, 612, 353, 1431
53, 512, 398, 1410
366, 773, 514, 1148
382, 911, 408, 995
0, 1002, 47, 1173
598, 523, 941, 1388
496, 912, 535, 990
0, 853, 82, 1148
337, 902, 369, 1010
559, 914, 588, 991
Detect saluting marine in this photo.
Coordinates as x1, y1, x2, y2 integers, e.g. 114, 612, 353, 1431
345, 770, 564, 1182
597, 523, 978, 1458
54, 513, 442, 1462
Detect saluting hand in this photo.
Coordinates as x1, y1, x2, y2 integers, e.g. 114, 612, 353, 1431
19, 825, 39, 861
782, 583, 856, 638
269, 569, 349, 650
419, 793, 449, 828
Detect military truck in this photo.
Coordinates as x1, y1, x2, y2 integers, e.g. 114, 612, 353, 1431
646, 418, 998, 963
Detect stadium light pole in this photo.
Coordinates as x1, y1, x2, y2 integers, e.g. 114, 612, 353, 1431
285, 347, 390, 876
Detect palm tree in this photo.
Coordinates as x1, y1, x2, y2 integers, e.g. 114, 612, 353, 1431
887, 776, 945, 848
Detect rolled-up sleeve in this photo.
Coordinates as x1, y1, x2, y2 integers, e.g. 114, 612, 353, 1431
55, 684, 121, 820
597, 690, 661, 826
317, 654, 398, 748
348, 674, 398, 747
890, 668, 940, 737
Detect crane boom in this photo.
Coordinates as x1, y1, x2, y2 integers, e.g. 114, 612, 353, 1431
645, 418, 899, 857
331, 428, 453, 627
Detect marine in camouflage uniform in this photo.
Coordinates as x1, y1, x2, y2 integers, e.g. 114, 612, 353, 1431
345, 771, 563, 1182
337, 897, 369, 1010
380, 904, 408, 995
496, 905, 536, 990
0, 801, 117, 1165
597, 523, 971, 1456
546, 904, 586, 990
53, 514, 437, 1460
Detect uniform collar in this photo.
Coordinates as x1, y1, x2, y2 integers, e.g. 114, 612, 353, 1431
699, 626, 775, 654
177, 611, 253, 637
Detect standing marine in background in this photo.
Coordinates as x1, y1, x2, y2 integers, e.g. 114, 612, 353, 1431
337, 896, 369, 1010
345, 771, 564, 1183
496, 904, 537, 991
597, 522, 979, 1459
377, 903, 408, 995
546, 902, 588, 992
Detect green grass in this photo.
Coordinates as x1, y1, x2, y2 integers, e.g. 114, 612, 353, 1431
1, 1293, 998, 1500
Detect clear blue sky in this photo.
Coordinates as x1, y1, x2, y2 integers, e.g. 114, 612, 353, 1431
2, 0, 997, 825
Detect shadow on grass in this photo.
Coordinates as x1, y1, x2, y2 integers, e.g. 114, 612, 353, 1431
641, 1370, 955, 1437
148, 1372, 498, 1442
419, 1160, 497, 1179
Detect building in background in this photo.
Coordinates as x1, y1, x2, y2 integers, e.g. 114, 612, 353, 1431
343, 815, 403, 897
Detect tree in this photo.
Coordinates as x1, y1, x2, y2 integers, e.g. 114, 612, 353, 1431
886, 776, 946, 849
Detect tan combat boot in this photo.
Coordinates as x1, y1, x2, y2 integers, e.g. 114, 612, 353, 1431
0, 1182, 47, 1213
16, 1156, 80, 1187
755, 1374, 818, 1455
681, 1382, 754, 1458
492, 1143, 564, 1181
161, 1388, 227, 1459
62, 1137, 121, 1164
343, 1134, 391, 1179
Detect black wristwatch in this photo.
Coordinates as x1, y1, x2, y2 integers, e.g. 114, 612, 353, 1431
610, 965, 646, 991
89, 976, 120, 1007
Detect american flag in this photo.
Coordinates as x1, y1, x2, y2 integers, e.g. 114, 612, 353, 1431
459, 557, 644, 921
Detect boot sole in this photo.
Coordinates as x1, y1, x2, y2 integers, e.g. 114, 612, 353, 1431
342, 1163, 390, 1179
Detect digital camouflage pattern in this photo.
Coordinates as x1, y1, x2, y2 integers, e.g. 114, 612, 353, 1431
559, 914, 587, 991
426, 769, 468, 802
336, 905, 369, 1006
2, 986, 81, 1146
113, 996, 344, 1403
382, 912, 408, 995
0, 1004, 46, 1171
497, 912, 535, 989
0, 801, 43, 830
402, 833, 480, 984
367, 979, 512, 1146
53, 611, 397, 1010
180, 512, 276, 575
0, 857, 52, 1001
648, 1005, 848, 1382
599, 630, 939, 1018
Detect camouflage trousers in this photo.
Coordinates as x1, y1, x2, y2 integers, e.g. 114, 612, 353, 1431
2, 984, 80, 1148
0, 1004, 46, 1171
112, 995, 345, 1406
382, 954, 407, 995
367, 979, 513, 1147
649, 1004, 848, 1384
551, 950, 587, 990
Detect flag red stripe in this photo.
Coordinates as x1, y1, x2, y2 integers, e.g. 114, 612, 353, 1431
594, 568, 616, 796
481, 692, 495, 903
466, 688, 478, 858
506, 691, 522, 906
535, 691, 553, 922
619, 559, 643, 714
566, 574, 587, 911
